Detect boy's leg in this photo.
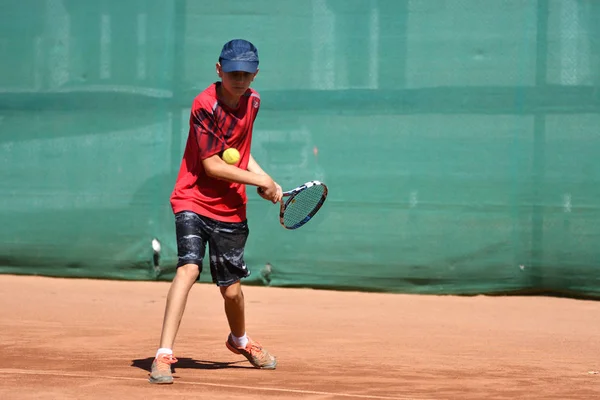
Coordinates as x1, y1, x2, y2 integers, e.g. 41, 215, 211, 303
149, 264, 198, 384
221, 281, 276, 369
220, 281, 245, 338
159, 264, 200, 349
207, 217, 277, 370
150, 211, 208, 384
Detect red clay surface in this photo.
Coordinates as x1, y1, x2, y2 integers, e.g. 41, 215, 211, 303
1, 274, 599, 399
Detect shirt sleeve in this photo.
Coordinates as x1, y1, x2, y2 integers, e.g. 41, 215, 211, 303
191, 105, 226, 160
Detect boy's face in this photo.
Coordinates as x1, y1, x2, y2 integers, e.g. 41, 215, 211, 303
216, 63, 258, 97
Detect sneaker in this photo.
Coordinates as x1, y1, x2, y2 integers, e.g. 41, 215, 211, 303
149, 353, 178, 384
225, 334, 277, 369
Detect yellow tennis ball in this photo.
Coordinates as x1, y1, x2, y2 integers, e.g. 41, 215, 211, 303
222, 148, 240, 165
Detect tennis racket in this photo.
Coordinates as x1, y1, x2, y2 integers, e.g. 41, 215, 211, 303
261, 181, 328, 230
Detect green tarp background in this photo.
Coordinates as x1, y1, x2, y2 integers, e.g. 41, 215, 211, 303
1, 0, 599, 297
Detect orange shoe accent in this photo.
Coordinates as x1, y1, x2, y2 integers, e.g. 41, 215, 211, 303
226, 335, 277, 369
149, 353, 178, 384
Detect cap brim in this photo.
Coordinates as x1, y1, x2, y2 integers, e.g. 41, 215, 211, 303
221, 60, 258, 73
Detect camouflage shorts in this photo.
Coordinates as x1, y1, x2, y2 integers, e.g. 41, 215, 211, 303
175, 211, 251, 286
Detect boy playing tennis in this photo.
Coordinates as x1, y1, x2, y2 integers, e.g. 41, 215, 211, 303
149, 39, 283, 384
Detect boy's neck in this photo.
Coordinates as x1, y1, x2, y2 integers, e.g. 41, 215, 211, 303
216, 83, 240, 109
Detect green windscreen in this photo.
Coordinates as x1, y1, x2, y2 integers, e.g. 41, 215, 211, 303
1, 0, 599, 297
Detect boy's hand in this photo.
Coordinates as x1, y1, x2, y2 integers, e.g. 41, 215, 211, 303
257, 177, 282, 204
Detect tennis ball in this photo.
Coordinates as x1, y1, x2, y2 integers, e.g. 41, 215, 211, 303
222, 148, 240, 165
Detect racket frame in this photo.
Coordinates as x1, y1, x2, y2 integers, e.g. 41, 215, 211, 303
279, 180, 328, 230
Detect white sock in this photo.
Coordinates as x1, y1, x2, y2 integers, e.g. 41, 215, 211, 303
156, 348, 173, 358
232, 333, 248, 348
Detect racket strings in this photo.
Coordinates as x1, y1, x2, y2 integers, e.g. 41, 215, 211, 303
283, 185, 326, 228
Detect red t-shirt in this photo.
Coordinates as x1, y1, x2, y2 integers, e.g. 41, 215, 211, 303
170, 82, 261, 222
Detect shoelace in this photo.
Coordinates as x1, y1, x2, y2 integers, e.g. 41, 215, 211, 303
246, 341, 269, 360
156, 354, 178, 371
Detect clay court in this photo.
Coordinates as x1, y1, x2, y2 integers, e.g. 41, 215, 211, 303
1, 274, 599, 399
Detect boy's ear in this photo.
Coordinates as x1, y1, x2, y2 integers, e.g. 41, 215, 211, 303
216, 63, 223, 77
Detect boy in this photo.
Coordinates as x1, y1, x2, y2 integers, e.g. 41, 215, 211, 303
149, 39, 283, 384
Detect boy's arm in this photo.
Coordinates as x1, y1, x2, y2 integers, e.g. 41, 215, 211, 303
247, 154, 266, 175
202, 154, 282, 203
247, 154, 283, 202
202, 154, 269, 187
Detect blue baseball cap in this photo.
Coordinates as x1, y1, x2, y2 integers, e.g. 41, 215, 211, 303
219, 39, 259, 73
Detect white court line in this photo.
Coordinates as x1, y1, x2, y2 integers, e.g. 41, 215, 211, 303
1, 368, 429, 400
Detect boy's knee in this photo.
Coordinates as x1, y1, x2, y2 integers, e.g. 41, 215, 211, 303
176, 264, 200, 281
220, 283, 243, 302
